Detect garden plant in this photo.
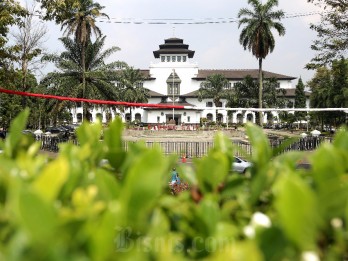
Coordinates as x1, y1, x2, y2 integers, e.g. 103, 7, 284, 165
0, 109, 348, 260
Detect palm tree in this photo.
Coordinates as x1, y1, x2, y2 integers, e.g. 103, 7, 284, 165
238, 0, 285, 126
198, 74, 229, 123
60, 0, 109, 120
117, 66, 149, 122
41, 36, 126, 123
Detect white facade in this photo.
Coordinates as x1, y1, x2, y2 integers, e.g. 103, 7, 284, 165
72, 37, 308, 125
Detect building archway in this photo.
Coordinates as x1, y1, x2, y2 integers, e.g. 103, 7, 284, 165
206, 113, 213, 122
236, 113, 243, 124
96, 113, 103, 122
247, 113, 254, 122
217, 113, 223, 123
135, 113, 141, 122
77, 113, 82, 123
125, 113, 131, 122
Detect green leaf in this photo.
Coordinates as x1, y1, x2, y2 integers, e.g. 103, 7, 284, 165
274, 172, 319, 250
104, 117, 126, 170
32, 157, 69, 202
17, 189, 57, 243
212, 131, 234, 162
245, 123, 272, 166
76, 120, 104, 166
120, 148, 168, 232
195, 196, 220, 237
258, 226, 288, 261
310, 144, 348, 219
195, 151, 229, 193
93, 168, 120, 200
4, 109, 30, 158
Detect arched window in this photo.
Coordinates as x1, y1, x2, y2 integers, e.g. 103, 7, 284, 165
207, 113, 213, 121
217, 113, 223, 122
77, 113, 82, 123
237, 113, 243, 124
135, 113, 141, 122
96, 113, 103, 122
247, 113, 253, 122
125, 113, 131, 122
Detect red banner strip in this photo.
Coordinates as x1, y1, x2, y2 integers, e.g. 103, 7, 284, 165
0, 87, 186, 109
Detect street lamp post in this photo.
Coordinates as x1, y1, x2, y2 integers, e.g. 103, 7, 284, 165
172, 69, 175, 123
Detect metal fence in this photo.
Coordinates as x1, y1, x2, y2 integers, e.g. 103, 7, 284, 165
37, 135, 331, 157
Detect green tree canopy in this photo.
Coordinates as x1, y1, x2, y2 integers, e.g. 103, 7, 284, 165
117, 66, 149, 122
198, 74, 229, 123
227, 75, 286, 123
294, 78, 307, 121
306, 0, 348, 68
0, 0, 27, 63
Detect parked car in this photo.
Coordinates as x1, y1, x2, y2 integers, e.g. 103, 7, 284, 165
232, 156, 252, 174
45, 126, 69, 138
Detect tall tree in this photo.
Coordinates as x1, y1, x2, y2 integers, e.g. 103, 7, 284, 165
11, 3, 48, 91
0, 68, 38, 130
41, 36, 125, 123
198, 74, 229, 123
306, 0, 348, 68
38, 0, 109, 120
238, 0, 285, 126
308, 67, 332, 129
0, 0, 27, 64
117, 66, 149, 122
330, 58, 348, 125
294, 78, 307, 123
10, 3, 48, 110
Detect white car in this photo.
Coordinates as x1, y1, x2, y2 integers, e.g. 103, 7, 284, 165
232, 156, 252, 174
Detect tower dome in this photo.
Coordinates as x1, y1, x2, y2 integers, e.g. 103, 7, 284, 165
153, 37, 195, 58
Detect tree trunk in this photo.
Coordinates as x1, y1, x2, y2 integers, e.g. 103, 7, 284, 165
130, 107, 132, 122
21, 59, 28, 107
258, 58, 263, 127
81, 42, 87, 121
215, 109, 218, 125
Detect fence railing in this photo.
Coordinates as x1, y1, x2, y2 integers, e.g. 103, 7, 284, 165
37, 135, 331, 158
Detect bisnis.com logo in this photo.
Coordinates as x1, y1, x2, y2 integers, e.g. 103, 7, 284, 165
114, 226, 235, 253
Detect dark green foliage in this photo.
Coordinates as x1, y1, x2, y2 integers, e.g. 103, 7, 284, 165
0, 0, 27, 54
227, 76, 286, 123
198, 74, 229, 123
306, 0, 348, 68
117, 66, 149, 121
308, 59, 348, 129
294, 78, 307, 120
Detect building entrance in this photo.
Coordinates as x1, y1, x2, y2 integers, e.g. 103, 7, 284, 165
166, 114, 181, 125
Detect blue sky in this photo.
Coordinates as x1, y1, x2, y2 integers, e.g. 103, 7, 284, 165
18, 0, 322, 84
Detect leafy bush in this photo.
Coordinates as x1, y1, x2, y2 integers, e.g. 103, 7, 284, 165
0, 109, 348, 260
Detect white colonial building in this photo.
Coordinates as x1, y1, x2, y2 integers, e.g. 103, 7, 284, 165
71, 37, 310, 125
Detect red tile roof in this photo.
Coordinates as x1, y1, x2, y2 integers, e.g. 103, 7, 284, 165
193, 69, 296, 80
